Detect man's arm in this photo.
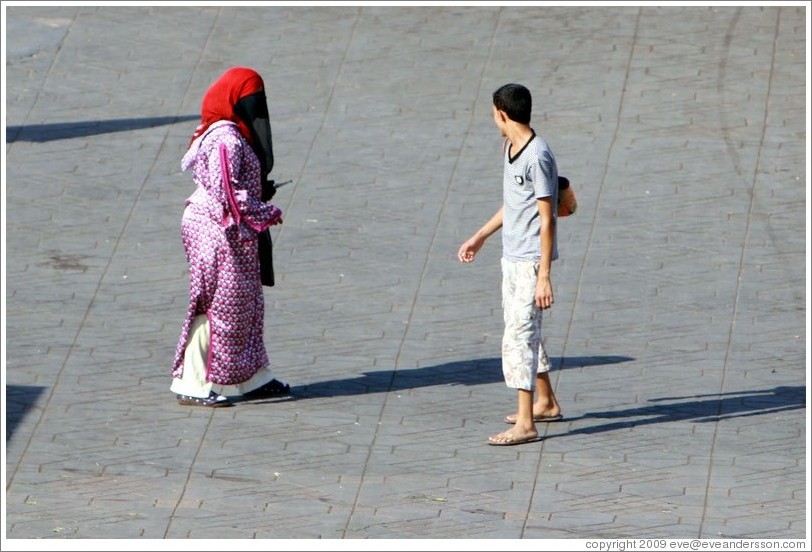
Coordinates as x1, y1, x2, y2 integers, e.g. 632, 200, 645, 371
535, 198, 555, 309
457, 206, 503, 263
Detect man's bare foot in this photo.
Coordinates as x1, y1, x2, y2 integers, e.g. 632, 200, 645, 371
487, 428, 541, 446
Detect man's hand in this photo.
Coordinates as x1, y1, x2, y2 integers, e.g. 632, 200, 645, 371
457, 236, 484, 263
535, 275, 554, 309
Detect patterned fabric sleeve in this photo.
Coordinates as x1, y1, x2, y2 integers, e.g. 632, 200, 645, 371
213, 132, 282, 233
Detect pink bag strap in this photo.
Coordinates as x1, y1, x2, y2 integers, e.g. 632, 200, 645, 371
218, 143, 267, 232
218, 143, 242, 227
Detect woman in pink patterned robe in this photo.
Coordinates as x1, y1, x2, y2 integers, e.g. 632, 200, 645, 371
171, 67, 289, 407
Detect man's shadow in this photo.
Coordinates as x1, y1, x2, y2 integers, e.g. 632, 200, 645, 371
253, 358, 805, 435
542, 385, 806, 438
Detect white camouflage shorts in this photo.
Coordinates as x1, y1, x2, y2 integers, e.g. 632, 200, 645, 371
501, 257, 552, 390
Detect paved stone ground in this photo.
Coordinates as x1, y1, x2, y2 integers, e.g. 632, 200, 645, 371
2, 3, 808, 546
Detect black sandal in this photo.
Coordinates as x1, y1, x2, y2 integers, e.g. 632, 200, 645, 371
243, 378, 290, 399
177, 391, 233, 407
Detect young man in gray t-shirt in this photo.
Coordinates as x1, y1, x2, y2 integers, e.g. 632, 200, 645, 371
457, 83, 563, 446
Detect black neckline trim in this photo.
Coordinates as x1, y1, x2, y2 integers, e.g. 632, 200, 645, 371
508, 130, 536, 164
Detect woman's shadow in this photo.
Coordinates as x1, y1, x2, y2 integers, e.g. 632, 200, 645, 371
254, 357, 806, 435
252, 354, 633, 400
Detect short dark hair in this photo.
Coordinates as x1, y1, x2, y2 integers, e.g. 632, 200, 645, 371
492, 83, 532, 124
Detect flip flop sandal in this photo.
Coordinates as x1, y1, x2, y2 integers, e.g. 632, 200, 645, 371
487, 433, 542, 446
177, 391, 233, 407
503, 413, 563, 424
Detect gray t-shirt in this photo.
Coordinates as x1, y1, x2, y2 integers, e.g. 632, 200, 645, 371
501, 132, 559, 262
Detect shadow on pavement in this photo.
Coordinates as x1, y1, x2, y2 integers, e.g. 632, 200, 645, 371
287, 354, 636, 399
546, 385, 806, 438
5, 385, 47, 441
5, 114, 199, 143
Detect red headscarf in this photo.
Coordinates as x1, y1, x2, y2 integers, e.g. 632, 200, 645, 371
190, 66, 265, 146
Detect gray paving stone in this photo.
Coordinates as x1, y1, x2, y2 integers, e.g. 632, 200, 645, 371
3, 3, 807, 545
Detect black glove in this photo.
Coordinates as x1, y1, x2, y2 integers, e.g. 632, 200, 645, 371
261, 178, 277, 201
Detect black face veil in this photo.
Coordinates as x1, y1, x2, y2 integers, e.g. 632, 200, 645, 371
234, 88, 277, 286
234, 90, 275, 185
